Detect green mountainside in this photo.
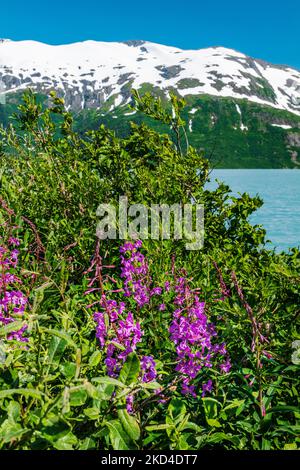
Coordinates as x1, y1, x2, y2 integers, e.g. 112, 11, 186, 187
1, 91, 300, 168
75, 93, 300, 168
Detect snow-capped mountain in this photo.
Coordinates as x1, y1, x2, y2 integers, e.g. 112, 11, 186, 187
0, 38, 300, 115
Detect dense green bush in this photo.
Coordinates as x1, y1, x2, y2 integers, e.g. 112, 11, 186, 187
0, 91, 299, 450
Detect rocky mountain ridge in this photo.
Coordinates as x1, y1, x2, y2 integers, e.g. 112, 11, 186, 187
0, 39, 300, 115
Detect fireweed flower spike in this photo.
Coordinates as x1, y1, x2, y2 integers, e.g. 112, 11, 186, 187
141, 355, 157, 383
93, 298, 143, 377
169, 274, 231, 397
0, 238, 28, 343
86, 240, 160, 413
120, 240, 151, 307
8, 237, 20, 247
88, 240, 230, 408
202, 379, 213, 397
126, 394, 134, 414
87, 241, 156, 385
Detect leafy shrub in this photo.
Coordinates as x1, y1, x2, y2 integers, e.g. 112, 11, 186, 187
0, 91, 298, 450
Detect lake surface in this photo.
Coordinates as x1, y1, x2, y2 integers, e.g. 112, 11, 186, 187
207, 170, 300, 252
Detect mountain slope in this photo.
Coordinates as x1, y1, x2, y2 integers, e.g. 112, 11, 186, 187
0, 39, 300, 114
1, 39, 300, 168
71, 94, 300, 168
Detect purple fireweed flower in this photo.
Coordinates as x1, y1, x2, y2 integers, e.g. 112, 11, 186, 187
93, 311, 107, 348
105, 355, 119, 378
9, 249, 19, 266
119, 241, 136, 254
169, 274, 231, 397
7, 325, 29, 343
120, 240, 151, 308
87, 240, 163, 406
164, 281, 171, 292
126, 394, 134, 414
94, 302, 143, 377
0, 273, 21, 287
141, 355, 157, 383
89, 240, 231, 406
150, 287, 162, 296
101, 298, 126, 322
219, 357, 231, 373
202, 379, 213, 397
181, 377, 196, 397
88, 241, 150, 380
212, 342, 227, 356
8, 237, 20, 247
0, 236, 28, 343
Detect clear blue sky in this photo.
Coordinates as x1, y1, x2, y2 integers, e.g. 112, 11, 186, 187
2, 0, 300, 68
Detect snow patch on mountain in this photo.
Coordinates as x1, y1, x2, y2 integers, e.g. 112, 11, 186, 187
271, 123, 293, 129
0, 39, 300, 115
235, 104, 242, 116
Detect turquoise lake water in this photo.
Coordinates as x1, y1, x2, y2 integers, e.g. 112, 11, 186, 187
208, 170, 300, 252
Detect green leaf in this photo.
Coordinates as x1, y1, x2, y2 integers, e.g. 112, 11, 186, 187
78, 437, 97, 450
119, 353, 140, 385
168, 398, 186, 422
141, 381, 161, 390
53, 432, 78, 450
206, 432, 239, 444
202, 397, 220, 420
145, 424, 173, 432
206, 419, 222, 428
106, 420, 130, 450
117, 407, 140, 441
31, 281, 54, 314
47, 336, 67, 364
84, 407, 100, 420
42, 328, 77, 350
0, 422, 28, 443
40, 420, 69, 444
0, 321, 24, 337
92, 376, 126, 388
178, 435, 190, 450
0, 388, 46, 401
181, 421, 203, 432
7, 401, 21, 422
223, 399, 245, 412
69, 387, 87, 406
262, 438, 271, 450
60, 362, 76, 379
93, 382, 115, 401
284, 443, 297, 450
267, 406, 300, 414
89, 350, 102, 367
84, 381, 104, 400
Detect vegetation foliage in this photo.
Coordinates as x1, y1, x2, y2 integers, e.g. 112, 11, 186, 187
0, 91, 299, 450
2, 89, 300, 168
